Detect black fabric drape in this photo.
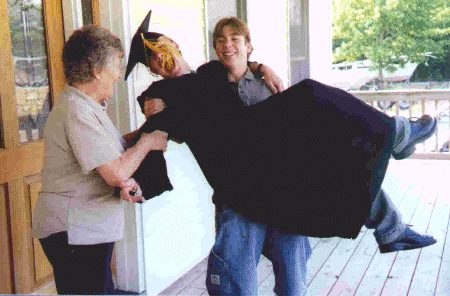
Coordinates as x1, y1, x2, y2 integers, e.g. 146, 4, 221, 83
132, 61, 395, 239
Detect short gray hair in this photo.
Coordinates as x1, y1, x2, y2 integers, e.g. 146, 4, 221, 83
63, 25, 124, 84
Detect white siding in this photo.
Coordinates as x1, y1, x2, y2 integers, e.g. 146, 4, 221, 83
247, 0, 290, 87
126, 2, 214, 295
308, 0, 332, 84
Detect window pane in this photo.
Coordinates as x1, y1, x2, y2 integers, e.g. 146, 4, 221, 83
207, 0, 238, 60
8, 0, 51, 144
81, 0, 93, 25
289, 0, 309, 86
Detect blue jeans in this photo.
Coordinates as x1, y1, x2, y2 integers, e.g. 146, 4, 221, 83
366, 187, 406, 245
362, 116, 408, 244
206, 207, 311, 296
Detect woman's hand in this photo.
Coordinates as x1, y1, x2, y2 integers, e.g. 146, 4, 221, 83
144, 98, 166, 119
140, 130, 168, 151
119, 178, 144, 203
260, 64, 285, 94
97, 130, 168, 187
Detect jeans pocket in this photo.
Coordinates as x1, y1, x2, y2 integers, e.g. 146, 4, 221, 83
206, 249, 233, 295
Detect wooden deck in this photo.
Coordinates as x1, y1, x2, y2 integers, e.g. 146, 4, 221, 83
158, 159, 450, 295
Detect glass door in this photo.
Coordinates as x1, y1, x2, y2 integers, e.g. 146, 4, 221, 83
9, 0, 51, 143
0, 0, 64, 293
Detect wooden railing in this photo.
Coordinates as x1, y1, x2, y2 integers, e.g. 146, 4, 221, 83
350, 89, 450, 159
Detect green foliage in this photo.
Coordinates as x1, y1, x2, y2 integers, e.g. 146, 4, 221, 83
333, 0, 450, 81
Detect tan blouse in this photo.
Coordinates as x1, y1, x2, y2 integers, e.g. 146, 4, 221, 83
32, 85, 127, 245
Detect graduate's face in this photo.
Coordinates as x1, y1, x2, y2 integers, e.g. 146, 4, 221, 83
149, 35, 186, 78
215, 25, 252, 69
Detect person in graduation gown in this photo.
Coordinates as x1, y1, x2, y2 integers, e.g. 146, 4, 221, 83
126, 12, 437, 248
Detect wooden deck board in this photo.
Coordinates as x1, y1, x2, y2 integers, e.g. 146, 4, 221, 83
307, 229, 368, 295
307, 237, 342, 286
156, 160, 450, 296
433, 167, 450, 296
408, 175, 442, 296
326, 229, 379, 296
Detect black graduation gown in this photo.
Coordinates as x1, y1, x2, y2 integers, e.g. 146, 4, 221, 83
132, 61, 395, 239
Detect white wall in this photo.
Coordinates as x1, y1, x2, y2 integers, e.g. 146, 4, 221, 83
308, 0, 332, 84
140, 142, 214, 295
246, 0, 290, 86
125, 2, 215, 295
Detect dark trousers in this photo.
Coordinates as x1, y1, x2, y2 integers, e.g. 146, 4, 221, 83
39, 232, 115, 295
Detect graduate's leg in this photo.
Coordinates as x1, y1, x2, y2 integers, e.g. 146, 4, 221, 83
365, 188, 436, 253
206, 207, 265, 296
292, 79, 437, 160
256, 79, 436, 161
365, 188, 406, 244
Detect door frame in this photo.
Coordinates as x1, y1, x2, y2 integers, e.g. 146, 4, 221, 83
0, 0, 65, 293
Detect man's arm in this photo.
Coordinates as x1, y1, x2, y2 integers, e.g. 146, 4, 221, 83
144, 98, 165, 119
142, 62, 284, 119
248, 61, 285, 93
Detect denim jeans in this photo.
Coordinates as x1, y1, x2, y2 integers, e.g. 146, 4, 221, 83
206, 207, 311, 296
365, 187, 407, 245
361, 116, 408, 244
392, 116, 412, 154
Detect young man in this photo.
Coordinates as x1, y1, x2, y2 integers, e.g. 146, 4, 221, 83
206, 18, 311, 295
206, 17, 437, 295
126, 13, 437, 295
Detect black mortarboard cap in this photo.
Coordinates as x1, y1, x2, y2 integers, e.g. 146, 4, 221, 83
125, 10, 163, 80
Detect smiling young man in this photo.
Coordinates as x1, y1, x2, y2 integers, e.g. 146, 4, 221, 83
203, 17, 437, 296
205, 17, 311, 296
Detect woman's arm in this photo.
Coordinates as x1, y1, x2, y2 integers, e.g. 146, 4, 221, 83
96, 130, 168, 187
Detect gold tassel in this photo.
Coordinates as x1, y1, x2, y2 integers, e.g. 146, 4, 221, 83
141, 33, 181, 71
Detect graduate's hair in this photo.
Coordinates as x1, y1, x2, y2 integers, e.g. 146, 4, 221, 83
212, 17, 253, 56
63, 25, 124, 84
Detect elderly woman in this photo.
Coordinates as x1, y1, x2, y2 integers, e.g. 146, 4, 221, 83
32, 25, 168, 295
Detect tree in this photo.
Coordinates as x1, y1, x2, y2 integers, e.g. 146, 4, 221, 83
333, 0, 450, 83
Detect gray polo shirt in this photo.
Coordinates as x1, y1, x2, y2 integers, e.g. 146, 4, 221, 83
232, 69, 273, 106
32, 85, 127, 245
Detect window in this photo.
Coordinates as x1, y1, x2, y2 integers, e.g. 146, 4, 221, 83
288, 0, 309, 86
206, 0, 245, 60
8, 0, 51, 144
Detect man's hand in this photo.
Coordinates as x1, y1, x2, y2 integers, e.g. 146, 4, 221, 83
119, 178, 145, 203
140, 130, 168, 151
144, 98, 166, 119
260, 64, 285, 94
